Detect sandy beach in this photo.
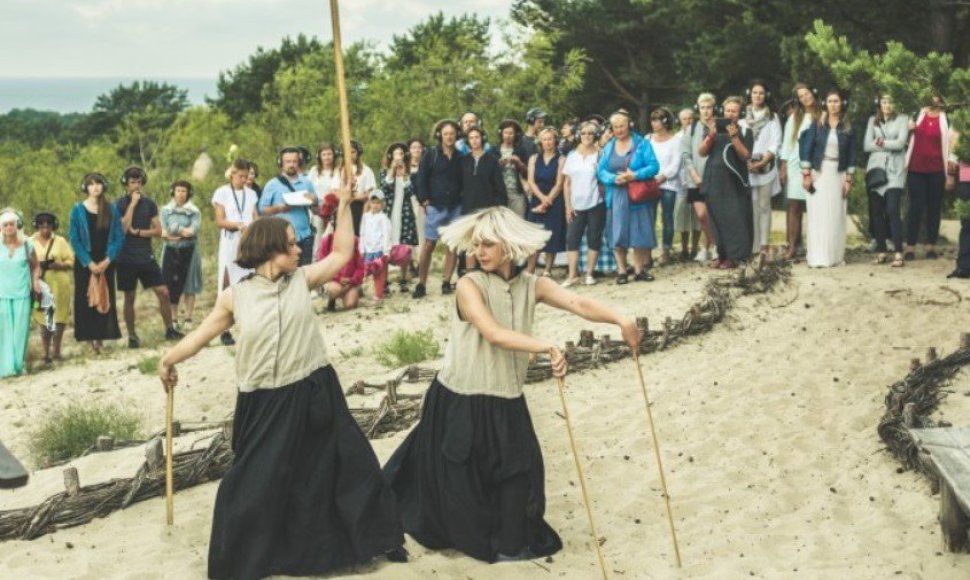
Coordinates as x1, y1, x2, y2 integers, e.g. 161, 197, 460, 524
3, 221, 970, 579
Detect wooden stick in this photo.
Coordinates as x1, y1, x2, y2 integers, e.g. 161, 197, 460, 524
329, 0, 355, 183
632, 354, 682, 567
165, 388, 174, 526
555, 376, 608, 580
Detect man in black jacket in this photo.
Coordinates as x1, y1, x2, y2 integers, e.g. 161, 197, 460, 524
413, 119, 463, 298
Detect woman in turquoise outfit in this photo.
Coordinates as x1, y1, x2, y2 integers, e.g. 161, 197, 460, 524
0, 208, 41, 378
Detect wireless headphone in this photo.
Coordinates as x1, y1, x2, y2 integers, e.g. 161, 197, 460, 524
120, 166, 147, 186
464, 125, 488, 145
80, 172, 109, 194
611, 109, 636, 130
349, 140, 364, 156
745, 80, 773, 101
525, 107, 546, 125
0, 207, 24, 230
32, 212, 59, 231
650, 107, 674, 131
169, 180, 194, 199
276, 146, 311, 168
433, 119, 460, 142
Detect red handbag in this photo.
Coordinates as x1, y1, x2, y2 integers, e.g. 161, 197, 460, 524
624, 140, 661, 203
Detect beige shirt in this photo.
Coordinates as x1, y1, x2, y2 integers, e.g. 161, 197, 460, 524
438, 270, 537, 399
232, 267, 330, 392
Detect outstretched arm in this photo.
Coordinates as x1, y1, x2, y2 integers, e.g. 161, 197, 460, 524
535, 276, 639, 350
158, 288, 235, 392
304, 184, 354, 288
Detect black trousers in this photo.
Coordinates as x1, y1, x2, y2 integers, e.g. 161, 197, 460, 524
162, 245, 194, 305
869, 189, 903, 252
906, 171, 945, 246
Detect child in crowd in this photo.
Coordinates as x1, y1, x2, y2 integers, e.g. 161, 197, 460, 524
360, 193, 393, 305
317, 207, 365, 311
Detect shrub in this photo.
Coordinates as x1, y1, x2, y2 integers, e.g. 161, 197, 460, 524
373, 328, 440, 368
137, 355, 159, 375
29, 402, 144, 465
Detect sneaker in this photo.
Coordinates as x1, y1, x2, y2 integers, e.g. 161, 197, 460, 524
694, 248, 709, 262
128, 336, 140, 349
411, 283, 426, 299
711, 247, 720, 261
220, 332, 235, 346
634, 270, 655, 282
165, 327, 184, 341
441, 282, 454, 295
866, 238, 879, 252
584, 275, 597, 286
561, 277, 580, 288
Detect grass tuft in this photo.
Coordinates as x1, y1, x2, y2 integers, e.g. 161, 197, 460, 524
29, 402, 144, 465
373, 328, 440, 368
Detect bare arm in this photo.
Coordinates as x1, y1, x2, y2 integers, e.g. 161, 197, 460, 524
121, 195, 138, 233
535, 277, 639, 349
545, 156, 566, 200
214, 203, 241, 231
304, 185, 354, 288
143, 215, 163, 238
457, 278, 557, 354
158, 288, 235, 391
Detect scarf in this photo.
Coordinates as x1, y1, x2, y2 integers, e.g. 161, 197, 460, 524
745, 106, 770, 141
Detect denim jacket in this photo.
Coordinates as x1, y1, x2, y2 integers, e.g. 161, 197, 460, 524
68, 202, 124, 267
160, 201, 201, 249
597, 133, 660, 208
799, 120, 857, 174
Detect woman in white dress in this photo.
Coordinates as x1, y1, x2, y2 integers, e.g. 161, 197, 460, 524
799, 89, 856, 268
213, 158, 258, 345
342, 140, 376, 235
309, 143, 340, 254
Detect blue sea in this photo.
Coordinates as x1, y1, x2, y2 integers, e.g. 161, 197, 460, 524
0, 78, 218, 114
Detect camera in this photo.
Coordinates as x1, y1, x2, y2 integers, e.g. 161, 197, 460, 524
715, 118, 735, 134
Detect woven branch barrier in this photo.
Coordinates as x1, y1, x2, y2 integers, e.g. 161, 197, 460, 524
0, 261, 790, 542
877, 336, 970, 486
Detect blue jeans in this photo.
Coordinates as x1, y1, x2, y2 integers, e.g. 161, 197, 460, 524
651, 188, 677, 249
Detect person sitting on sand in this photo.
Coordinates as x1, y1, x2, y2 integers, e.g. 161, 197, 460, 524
158, 184, 406, 580
382, 205, 640, 563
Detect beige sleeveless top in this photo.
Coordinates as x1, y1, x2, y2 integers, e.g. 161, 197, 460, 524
232, 267, 330, 392
438, 270, 537, 399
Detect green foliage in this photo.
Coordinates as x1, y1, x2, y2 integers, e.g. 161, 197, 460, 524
137, 355, 159, 375
210, 34, 324, 121
29, 402, 144, 464
0, 109, 87, 148
387, 12, 491, 71
373, 329, 441, 368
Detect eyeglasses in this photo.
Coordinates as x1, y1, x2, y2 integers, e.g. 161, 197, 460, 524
579, 131, 596, 136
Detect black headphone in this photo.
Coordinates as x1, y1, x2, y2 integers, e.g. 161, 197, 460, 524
433, 119, 460, 142
169, 180, 194, 199
525, 107, 546, 124
1, 207, 24, 230
276, 146, 311, 168
791, 84, 819, 99
745, 80, 773, 101
349, 140, 364, 156
650, 107, 674, 131
80, 172, 109, 194
464, 125, 488, 145
32, 212, 59, 231
611, 109, 636, 130
120, 166, 147, 186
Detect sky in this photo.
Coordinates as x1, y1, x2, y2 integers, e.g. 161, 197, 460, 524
0, 0, 514, 78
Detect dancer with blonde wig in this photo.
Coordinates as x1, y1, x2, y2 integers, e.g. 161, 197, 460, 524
383, 206, 639, 564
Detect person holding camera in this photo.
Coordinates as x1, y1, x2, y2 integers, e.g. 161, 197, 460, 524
799, 89, 856, 268
116, 167, 183, 348
380, 142, 419, 291
498, 119, 530, 218
0, 208, 41, 378
864, 93, 909, 267
741, 81, 783, 258
682, 93, 718, 263
30, 212, 74, 364
698, 96, 754, 270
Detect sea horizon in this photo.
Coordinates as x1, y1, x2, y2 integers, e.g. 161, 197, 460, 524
0, 77, 218, 115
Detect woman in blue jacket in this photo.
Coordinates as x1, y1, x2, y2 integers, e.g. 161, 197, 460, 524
597, 110, 660, 283
69, 172, 124, 354
799, 88, 856, 268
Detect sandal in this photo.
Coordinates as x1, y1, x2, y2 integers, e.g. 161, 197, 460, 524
891, 254, 905, 268
873, 253, 888, 265
615, 273, 629, 285
633, 270, 655, 282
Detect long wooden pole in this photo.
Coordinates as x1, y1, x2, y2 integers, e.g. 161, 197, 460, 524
556, 376, 609, 580
329, 0, 355, 184
165, 388, 174, 526
632, 354, 681, 567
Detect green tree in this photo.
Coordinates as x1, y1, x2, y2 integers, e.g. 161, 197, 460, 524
210, 34, 324, 121
386, 12, 491, 71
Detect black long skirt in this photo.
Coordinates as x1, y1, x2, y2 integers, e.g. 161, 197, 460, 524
208, 365, 404, 580
383, 379, 562, 563
72, 262, 121, 342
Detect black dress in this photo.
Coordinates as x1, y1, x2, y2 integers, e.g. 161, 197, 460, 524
701, 131, 755, 262
73, 210, 120, 342
208, 365, 404, 580
383, 378, 562, 562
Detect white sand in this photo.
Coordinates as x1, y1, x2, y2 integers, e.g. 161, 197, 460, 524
3, 227, 970, 579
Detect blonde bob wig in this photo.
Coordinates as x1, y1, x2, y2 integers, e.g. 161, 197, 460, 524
438, 206, 551, 264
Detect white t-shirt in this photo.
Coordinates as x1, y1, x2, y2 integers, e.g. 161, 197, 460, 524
308, 166, 339, 197
356, 165, 377, 196
649, 133, 682, 192
562, 149, 601, 211
359, 211, 392, 255
212, 185, 258, 225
